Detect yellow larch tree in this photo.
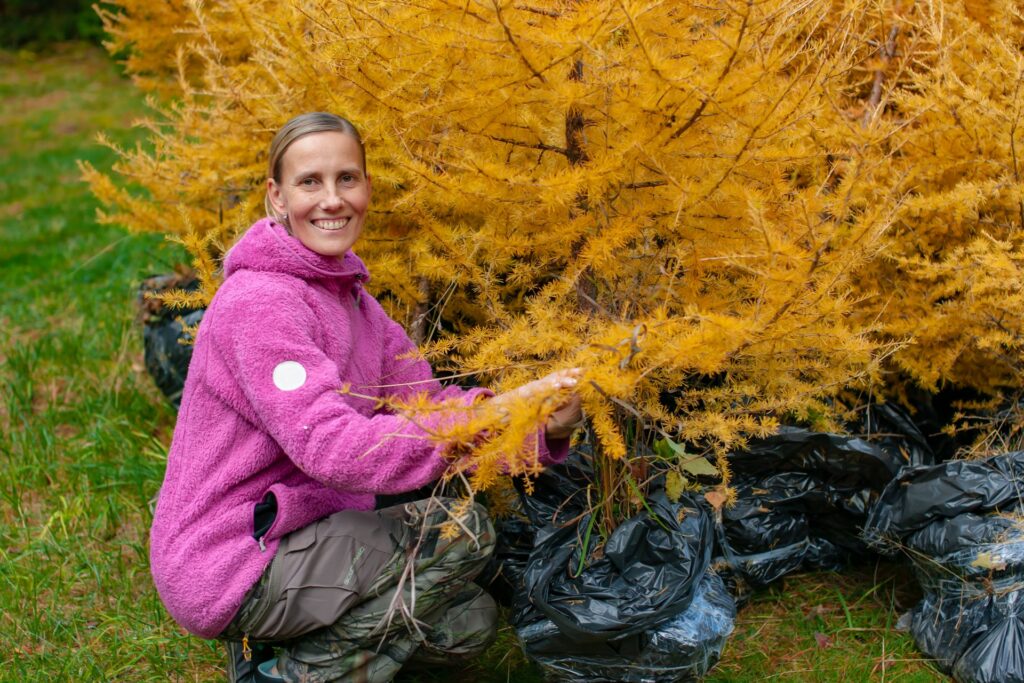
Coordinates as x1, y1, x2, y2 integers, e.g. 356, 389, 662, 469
84, 0, 1024, 515
847, 1, 1024, 398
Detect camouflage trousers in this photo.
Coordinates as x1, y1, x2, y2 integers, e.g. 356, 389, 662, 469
221, 498, 498, 682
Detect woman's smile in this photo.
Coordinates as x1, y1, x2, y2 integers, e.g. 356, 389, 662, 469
313, 217, 350, 231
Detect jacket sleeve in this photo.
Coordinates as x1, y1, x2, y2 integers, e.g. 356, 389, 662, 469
212, 284, 476, 495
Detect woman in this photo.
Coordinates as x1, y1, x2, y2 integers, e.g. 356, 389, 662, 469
149, 112, 582, 682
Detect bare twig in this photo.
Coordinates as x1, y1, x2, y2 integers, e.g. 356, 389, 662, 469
862, 25, 900, 128
513, 4, 561, 17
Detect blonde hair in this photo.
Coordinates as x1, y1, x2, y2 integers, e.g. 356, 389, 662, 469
264, 112, 366, 220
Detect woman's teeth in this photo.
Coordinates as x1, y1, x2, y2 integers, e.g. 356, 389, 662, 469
314, 218, 349, 231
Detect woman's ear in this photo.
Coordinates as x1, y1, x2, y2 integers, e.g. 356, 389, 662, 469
266, 178, 287, 217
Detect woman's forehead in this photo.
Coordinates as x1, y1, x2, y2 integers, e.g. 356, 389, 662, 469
282, 131, 364, 173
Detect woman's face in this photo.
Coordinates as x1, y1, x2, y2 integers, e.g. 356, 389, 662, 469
267, 131, 371, 259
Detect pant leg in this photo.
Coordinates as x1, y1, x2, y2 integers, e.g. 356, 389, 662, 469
278, 498, 496, 683
408, 584, 497, 666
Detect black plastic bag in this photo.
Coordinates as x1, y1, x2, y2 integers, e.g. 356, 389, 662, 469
863, 451, 1024, 548
476, 512, 536, 606
714, 412, 933, 594
515, 491, 713, 642
860, 402, 937, 470
952, 589, 1024, 683
478, 456, 594, 607
727, 422, 926, 485
908, 579, 1024, 683
863, 451, 1024, 682
138, 273, 204, 408
712, 477, 810, 594
509, 454, 734, 682
517, 453, 593, 527
517, 570, 736, 683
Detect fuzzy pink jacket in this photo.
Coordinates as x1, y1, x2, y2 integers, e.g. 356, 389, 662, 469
150, 218, 566, 638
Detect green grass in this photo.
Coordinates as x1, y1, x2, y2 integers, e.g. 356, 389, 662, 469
0, 43, 210, 680
0, 42, 946, 682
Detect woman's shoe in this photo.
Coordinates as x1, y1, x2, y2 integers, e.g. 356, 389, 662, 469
255, 658, 286, 683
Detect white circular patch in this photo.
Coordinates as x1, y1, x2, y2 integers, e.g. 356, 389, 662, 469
272, 361, 307, 391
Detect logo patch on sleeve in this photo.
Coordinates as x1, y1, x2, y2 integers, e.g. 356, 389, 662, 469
272, 360, 307, 391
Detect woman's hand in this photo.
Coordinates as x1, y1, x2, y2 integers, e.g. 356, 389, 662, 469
544, 392, 583, 441
489, 368, 584, 440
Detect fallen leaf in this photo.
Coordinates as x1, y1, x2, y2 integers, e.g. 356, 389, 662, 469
814, 632, 833, 649
705, 490, 727, 511
971, 552, 1007, 571
654, 439, 719, 478
666, 470, 686, 503
806, 604, 832, 620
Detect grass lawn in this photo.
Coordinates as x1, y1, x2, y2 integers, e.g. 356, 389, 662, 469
0, 43, 946, 682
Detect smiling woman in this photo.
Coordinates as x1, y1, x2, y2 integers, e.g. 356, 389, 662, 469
148, 113, 584, 682
265, 114, 372, 259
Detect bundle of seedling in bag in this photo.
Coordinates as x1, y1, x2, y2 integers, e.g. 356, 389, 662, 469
714, 404, 935, 602
137, 271, 204, 408
863, 451, 1024, 683
508, 455, 736, 683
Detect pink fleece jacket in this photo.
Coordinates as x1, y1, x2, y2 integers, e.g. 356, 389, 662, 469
150, 218, 566, 638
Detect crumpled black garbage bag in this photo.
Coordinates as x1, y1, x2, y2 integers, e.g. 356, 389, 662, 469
860, 402, 937, 471
715, 408, 934, 595
515, 491, 713, 642
138, 272, 204, 408
478, 455, 594, 607
803, 535, 846, 572
908, 579, 1024, 683
728, 419, 926, 486
508, 453, 733, 682
476, 512, 535, 606
517, 452, 593, 526
516, 569, 736, 683
863, 451, 1024, 548
903, 516, 1024, 594
952, 588, 1024, 683
719, 483, 809, 556
864, 450, 1024, 682
712, 476, 810, 595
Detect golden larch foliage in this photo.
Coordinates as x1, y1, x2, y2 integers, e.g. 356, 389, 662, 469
87, 0, 1024, 505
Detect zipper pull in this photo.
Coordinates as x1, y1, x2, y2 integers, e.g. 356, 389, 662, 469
242, 634, 252, 662
258, 536, 266, 552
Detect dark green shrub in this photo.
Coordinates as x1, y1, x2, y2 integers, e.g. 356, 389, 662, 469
1, 0, 115, 49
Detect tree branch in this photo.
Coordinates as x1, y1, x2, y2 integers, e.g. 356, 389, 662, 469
862, 25, 899, 128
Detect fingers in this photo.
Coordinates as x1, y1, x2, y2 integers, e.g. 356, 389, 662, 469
550, 367, 582, 389
489, 368, 583, 410
530, 368, 582, 395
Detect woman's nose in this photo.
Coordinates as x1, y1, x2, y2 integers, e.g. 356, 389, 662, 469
320, 187, 345, 210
